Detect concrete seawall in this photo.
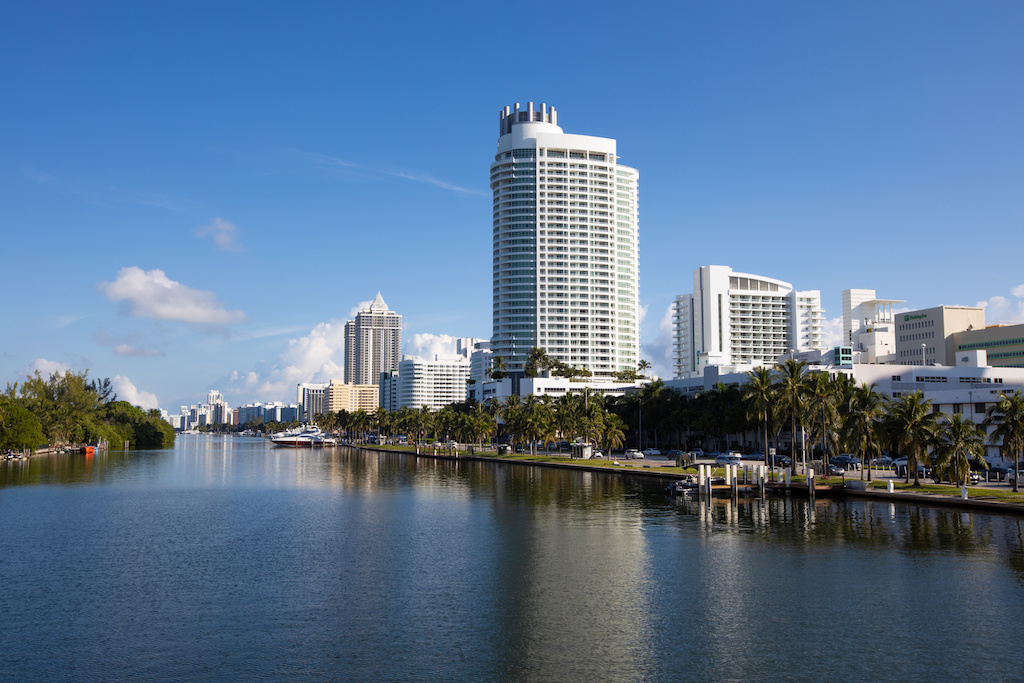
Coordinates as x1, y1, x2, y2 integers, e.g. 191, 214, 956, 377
356, 445, 1024, 517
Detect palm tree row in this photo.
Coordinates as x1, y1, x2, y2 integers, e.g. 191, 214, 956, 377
312, 364, 1024, 489
739, 360, 1024, 487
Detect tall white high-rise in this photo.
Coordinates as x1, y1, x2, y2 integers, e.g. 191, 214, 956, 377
344, 292, 402, 386
490, 102, 639, 380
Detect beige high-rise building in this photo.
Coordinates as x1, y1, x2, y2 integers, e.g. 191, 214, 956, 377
326, 380, 379, 413
344, 292, 401, 386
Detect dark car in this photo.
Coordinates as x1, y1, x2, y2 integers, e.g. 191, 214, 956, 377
767, 455, 792, 467
831, 455, 861, 471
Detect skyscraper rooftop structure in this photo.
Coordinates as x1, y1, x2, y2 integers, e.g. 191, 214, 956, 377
343, 292, 401, 386
490, 102, 640, 380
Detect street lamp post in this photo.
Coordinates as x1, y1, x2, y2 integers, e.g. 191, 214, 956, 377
921, 343, 926, 367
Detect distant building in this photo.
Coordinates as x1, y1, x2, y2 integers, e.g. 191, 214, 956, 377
296, 382, 328, 420
326, 380, 379, 413
842, 288, 903, 364
894, 305, 985, 366
467, 340, 492, 403
952, 323, 1024, 368
263, 402, 299, 423
380, 354, 471, 412
672, 265, 826, 378
344, 292, 401, 386
238, 404, 265, 425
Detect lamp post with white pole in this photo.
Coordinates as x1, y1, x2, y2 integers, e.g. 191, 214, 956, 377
921, 343, 926, 366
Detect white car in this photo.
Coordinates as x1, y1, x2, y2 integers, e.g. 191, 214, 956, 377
715, 453, 741, 467
624, 449, 644, 459
643, 448, 662, 457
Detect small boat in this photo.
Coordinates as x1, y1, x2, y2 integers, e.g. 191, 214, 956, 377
666, 475, 700, 495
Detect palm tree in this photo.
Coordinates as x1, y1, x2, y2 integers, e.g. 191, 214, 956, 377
933, 414, 986, 486
743, 366, 775, 460
775, 359, 812, 473
887, 391, 942, 486
525, 347, 551, 378
637, 359, 652, 379
488, 355, 509, 381
985, 391, 1024, 492
602, 413, 627, 455
843, 383, 889, 481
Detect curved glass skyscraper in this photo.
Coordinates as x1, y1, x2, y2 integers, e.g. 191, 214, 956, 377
490, 102, 639, 379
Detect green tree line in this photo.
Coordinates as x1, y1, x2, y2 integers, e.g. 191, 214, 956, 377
1, 370, 175, 451
312, 358, 1024, 490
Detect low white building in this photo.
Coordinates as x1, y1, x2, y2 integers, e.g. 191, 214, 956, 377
665, 353, 1024, 465
478, 375, 646, 404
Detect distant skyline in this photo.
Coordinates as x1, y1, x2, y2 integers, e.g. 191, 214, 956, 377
3, 2, 1023, 412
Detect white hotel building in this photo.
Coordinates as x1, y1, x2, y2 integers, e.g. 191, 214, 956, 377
490, 102, 640, 380
672, 265, 826, 378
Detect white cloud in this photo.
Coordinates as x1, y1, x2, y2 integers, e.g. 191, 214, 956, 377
24, 358, 71, 377
21, 166, 56, 184
820, 316, 844, 348
640, 304, 675, 380
223, 321, 347, 401
113, 344, 165, 358
194, 217, 242, 252
299, 149, 484, 196
348, 299, 375, 318
98, 267, 246, 325
385, 169, 483, 195
405, 333, 461, 359
112, 375, 160, 411
976, 292, 1024, 324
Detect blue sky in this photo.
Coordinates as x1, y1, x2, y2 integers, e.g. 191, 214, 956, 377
3, 1, 1022, 412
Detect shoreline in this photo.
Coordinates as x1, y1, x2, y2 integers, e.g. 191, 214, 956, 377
356, 444, 1024, 517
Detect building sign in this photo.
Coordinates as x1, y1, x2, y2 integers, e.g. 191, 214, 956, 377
904, 313, 928, 322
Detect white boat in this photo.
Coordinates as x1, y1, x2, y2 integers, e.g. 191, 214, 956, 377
666, 475, 700, 495
270, 425, 338, 447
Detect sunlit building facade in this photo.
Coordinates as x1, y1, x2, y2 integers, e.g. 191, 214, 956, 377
490, 102, 640, 380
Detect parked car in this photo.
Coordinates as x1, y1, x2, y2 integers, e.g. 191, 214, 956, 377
715, 453, 741, 467
624, 449, 643, 460
1007, 470, 1024, 483
825, 464, 845, 476
933, 470, 980, 485
746, 452, 765, 461
871, 456, 894, 467
834, 454, 862, 470
831, 455, 861, 471
767, 455, 792, 467
590, 449, 605, 459
896, 462, 931, 478
643, 448, 662, 457
667, 449, 685, 458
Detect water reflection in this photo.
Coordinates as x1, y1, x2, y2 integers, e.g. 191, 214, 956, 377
3, 435, 1024, 681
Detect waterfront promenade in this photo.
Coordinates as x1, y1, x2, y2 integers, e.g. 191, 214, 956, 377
358, 443, 1024, 515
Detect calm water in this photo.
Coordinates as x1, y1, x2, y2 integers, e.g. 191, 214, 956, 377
2, 435, 1023, 682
